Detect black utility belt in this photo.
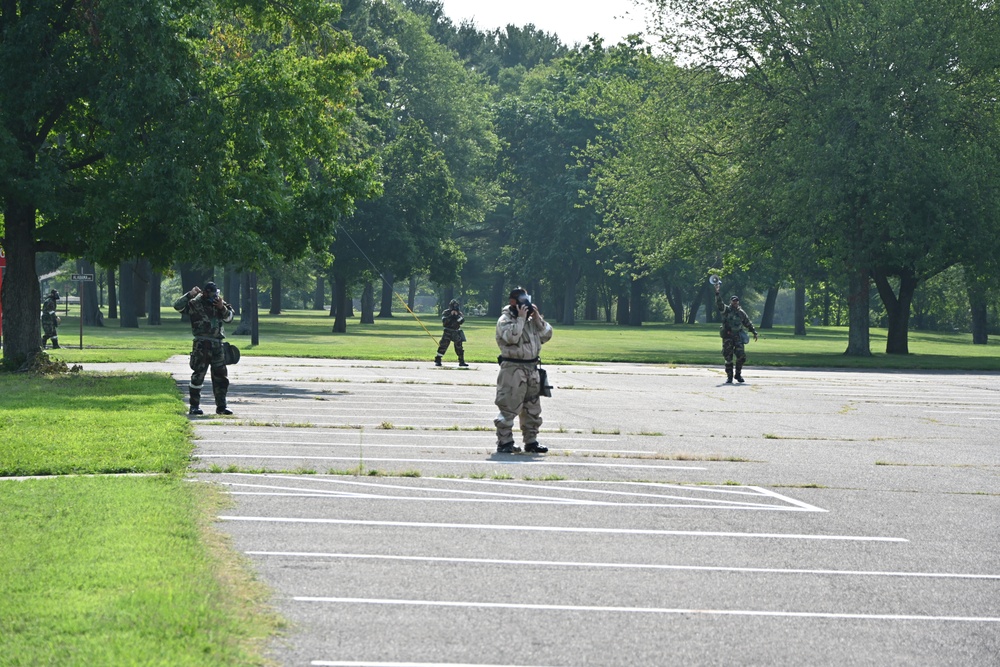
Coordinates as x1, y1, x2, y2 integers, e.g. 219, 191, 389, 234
498, 356, 539, 365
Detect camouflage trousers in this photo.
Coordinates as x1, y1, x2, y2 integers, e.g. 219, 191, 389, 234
437, 329, 465, 358
494, 362, 542, 446
721, 334, 747, 365
189, 339, 230, 408
41, 320, 59, 347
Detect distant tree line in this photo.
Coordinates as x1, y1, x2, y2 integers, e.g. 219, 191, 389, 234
4, 0, 999, 368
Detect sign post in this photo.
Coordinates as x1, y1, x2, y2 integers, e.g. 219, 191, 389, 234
71, 273, 94, 350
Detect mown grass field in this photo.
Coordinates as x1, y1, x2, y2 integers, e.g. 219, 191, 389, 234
43, 305, 1000, 370
0, 374, 279, 666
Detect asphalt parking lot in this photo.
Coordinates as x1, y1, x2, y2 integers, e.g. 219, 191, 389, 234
109, 356, 1000, 665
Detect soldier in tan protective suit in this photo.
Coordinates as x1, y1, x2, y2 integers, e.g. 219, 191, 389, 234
494, 287, 553, 454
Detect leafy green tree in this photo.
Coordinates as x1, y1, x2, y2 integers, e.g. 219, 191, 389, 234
497, 39, 652, 325
645, 0, 1000, 355
1, 0, 379, 366
329, 1, 498, 330
585, 44, 735, 327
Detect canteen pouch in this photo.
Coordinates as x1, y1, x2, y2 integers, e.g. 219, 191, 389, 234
223, 342, 241, 365
538, 367, 552, 398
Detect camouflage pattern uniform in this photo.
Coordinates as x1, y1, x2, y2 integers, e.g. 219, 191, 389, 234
716, 291, 758, 383
435, 299, 467, 366
174, 286, 235, 414
41, 291, 60, 349
494, 303, 553, 452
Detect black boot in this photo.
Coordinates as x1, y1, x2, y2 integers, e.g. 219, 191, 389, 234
725, 364, 734, 384
51, 338, 60, 349
216, 406, 233, 415
434, 355, 442, 367
189, 387, 204, 415
735, 363, 744, 383
41, 336, 49, 349
458, 354, 468, 368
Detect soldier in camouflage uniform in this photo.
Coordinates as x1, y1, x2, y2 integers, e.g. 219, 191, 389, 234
174, 282, 235, 415
494, 287, 553, 454
435, 299, 468, 367
715, 281, 758, 383
41, 289, 61, 349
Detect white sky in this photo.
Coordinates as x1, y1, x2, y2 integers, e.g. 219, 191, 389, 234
437, 0, 651, 47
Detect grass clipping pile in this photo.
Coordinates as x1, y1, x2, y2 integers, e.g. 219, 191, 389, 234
20, 351, 83, 375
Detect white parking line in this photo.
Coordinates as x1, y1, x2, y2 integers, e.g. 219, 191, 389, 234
251, 551, 1000, 580
313, 662, 551, 667
215, 476, 821, 511
294, 596, 1000, 623
198, 454, 706, 471
219, 516, 907, 542
198, 438, 646, 454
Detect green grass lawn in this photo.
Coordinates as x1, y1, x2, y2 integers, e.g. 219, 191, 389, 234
0, 374, 278, 666
44, 306, 1000, 370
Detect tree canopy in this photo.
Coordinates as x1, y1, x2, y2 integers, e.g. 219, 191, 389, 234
0, 0, 379, 365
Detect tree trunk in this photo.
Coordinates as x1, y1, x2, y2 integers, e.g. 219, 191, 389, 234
874, 269, 918, 355
616, 287, 629, 325
269, 275, 282, 315
118, 260, 139, 328
561, 263, 579, 326
178, 264, 212, 323
628, 277, 643, 327
333, 273, 348, 333
360, 282, 375, 324
687, 283, 708, 324
313, 275, 325, 311
232, 273, 254, 335
148, 271, 162, 325
0, 202, 42, 367
107, 267, 118, 319
441, 285, 455, 312
821, 283, 831, 326
844, 267, 872, 356
97, 269, 106, 308
760, 285, 779, 329
223, 267, 241, 315
249, 271, 259, 346
408, 275, 418, 312
231, 270, 242, 315
584, 282, 598, 321
378, 273, 394, 317
965, 266, 989, 345
794, 282, 807, 336
132, 258, 150, 319
704, 285, 719, 323
488, 275, 505, 318
666, 283, 684, 324
77, 259, 104, 327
